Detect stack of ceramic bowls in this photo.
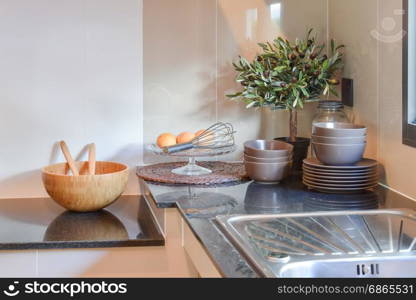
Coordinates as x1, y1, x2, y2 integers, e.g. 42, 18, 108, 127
304, 123, 379, 193
312, 123, 367, 166
244, 140, 293, 184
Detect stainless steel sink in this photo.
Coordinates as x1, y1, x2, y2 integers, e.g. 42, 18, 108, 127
216, 210, 416, 278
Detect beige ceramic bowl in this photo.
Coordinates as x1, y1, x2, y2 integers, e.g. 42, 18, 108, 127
245, 161, 292, 183
244, 140, 293, 159
312, 135, 366, 145
42, 161, 129, 212
313, 142, 366, 166
313, 123, 367, 137
244, 153, 291, 163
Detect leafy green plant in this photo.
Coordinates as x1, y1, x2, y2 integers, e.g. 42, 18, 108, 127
227, 29, 344, 142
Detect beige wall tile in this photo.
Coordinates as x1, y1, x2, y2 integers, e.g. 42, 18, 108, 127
329, 0, 416, 200
378, 0, 416, 199
329, 0, 379, 159
0, 0, 142, 198
218, 0, 329, 153
143, 0, 217, 163
144, 0, 330, 162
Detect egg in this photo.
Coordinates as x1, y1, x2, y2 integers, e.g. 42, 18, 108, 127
177, 132, 195, 144
195, 129, 206, 137
195, 129, 214, 145
157, 133, 177, 148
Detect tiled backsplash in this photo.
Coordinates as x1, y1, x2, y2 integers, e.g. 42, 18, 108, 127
0, 0, 413, 200
330, 0, 416, 200
144, 0, 416, 201
0, 0, 142, 198
143, 0, 329, 163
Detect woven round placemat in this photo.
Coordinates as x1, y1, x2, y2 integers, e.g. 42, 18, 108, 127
137, 161, 248, 185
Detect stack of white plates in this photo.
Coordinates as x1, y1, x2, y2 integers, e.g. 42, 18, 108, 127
303, 158, 379, 193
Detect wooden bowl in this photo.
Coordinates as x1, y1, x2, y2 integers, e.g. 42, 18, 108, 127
42, 161, 129, 212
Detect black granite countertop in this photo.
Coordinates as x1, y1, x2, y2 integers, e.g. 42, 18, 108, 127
139, 175, 416, 278
0, 195, 164, 250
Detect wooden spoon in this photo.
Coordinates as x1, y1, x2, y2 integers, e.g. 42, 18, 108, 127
88, 143, 96, 175
60, 141, 79, 176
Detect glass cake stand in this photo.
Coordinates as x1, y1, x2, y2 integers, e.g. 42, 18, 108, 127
147, 144, 236, 176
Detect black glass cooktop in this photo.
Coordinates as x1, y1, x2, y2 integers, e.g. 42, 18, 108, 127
0, 196, 164, 250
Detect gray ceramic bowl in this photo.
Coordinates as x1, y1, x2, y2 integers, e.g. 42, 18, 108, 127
312, 135, 367, 145
313, 142, 366, 166
244, 161, 292, 184
244, 140, 293, 159
313, 123, 367, 137
244, 153, 291, 163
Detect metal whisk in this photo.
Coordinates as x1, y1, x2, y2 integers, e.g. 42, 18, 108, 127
163, 122, 236, 154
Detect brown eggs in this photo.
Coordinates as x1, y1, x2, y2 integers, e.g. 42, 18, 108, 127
157, 133, 177, 148
156, 129, 209, 148
195, 129, 214, 145
177, 132, 195, 144
195, 129, 205, 137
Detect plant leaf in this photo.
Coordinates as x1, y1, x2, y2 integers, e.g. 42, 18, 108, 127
246, 101, 257, 108
323, 84, 329, 95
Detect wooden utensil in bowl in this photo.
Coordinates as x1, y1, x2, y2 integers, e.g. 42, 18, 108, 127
60, 141, 79, 176
88, 143, 96, 175
42, 142, 129, 212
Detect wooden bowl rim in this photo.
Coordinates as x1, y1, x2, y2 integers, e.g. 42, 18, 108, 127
42, 161, 129, 177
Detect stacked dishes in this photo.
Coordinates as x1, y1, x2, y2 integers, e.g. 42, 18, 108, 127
244, 140, 293, 184
306, 123, 378, 193
303, 158, 379, 193
312, 123, 367, 166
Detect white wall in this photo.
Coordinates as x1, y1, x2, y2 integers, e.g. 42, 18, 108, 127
0, 0, 143, 198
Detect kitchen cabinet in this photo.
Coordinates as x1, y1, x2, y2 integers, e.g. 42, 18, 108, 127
181, 216, 222, 278
149, 205, 222, 278
141, 180, 223, 278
